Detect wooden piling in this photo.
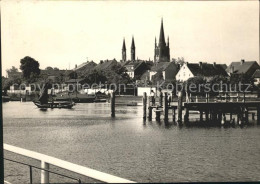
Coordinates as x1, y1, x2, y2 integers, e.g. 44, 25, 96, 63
184, 107, 189, 124
148, 106, 152, 121
245, 108, 249, 124
257, 107, 260, 125
159, 91, 163, 107
205, 110, 209, 122
252, 112, 255, 120
200, 111, 203, 122
155, 106, 160, 121
173, 108, 176, 123
111, 91, 115, 117
143, 92, 147, 120
163, 92, 168, 122
177, 91, 183, 125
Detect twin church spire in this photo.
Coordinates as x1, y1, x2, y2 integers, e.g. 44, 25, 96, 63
122, 18, 170, 63
122, 36, 135, 62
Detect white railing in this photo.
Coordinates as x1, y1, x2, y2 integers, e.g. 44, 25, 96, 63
4, 144, 135, 183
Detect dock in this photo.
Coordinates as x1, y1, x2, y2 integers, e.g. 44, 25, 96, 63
142, 91, 260, 126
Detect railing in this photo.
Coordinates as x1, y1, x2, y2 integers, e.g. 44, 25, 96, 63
4, 158, 81, 184
185, 92, 260, 103
4, 144, 136, 183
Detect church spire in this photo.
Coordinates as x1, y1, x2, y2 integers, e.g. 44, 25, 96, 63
122, 38, 126, 62
159, 18, 166, 45
131, 36, 135, 49
122, 38, 126, 51
131, 36, 135, 61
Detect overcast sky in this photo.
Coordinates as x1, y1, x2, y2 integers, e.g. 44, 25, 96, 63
1, 1, 259, 76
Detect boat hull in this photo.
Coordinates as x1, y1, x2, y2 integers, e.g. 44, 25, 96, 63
33, 101, 75, 109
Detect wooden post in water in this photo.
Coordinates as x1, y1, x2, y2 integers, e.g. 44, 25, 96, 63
143, 92, 147, 120
184, 107, 189, 124
159, 91, 163, 107
111, 91, 115, 117
163, 92, 168, 122
257, 106, 260, 125
172, 108, 176, 123
245, 108, 249, 124
206, 93, 208, 103
148, 96, 152, 121
177, 91, 183, 125
205, 110, 209, 122
155, 106, 160, 121
200, 111, 203, 122
252, 112, 255, 120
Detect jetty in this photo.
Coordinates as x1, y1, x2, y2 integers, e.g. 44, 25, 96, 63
141, 91, 260, 126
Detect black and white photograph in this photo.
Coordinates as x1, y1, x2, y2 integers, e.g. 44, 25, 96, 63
1, 0, 259, 183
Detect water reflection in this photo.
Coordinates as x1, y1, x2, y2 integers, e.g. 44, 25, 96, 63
3, 102, 260, 182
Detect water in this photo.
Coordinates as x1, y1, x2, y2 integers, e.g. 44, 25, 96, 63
3, 102, 260, 182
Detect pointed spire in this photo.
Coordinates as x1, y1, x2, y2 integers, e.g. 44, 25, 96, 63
167, 36, 169, 46
122, 38, 126, 51
159, 18, 166, 45
155, 37, 157, 47
131, 36, 135, 49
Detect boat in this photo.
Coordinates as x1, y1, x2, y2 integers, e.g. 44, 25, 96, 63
33, 82, 75, 109
2, 95, 10, 102
33, 101, 75, 109
127, 101, 138, 106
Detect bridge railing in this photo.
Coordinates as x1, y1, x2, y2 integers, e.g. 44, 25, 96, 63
4, 144, 136, 183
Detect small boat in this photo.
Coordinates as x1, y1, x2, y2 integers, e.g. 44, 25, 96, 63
127, 101, 138, 106
33, 101, 75, 109
33, 82, 75, 109
94, 99, 107, 103
2, 96, 10, 102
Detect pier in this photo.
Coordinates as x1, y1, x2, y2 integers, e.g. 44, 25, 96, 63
142, 91, 260, 126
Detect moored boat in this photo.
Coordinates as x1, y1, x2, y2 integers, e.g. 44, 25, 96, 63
33, 101, 75, 109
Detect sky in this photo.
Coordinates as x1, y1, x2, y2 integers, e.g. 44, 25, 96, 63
1, 1, 259, 76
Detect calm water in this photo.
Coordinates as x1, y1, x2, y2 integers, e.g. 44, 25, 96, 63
3, 101, 260, 183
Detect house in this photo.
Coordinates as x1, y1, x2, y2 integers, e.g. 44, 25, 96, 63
226, 59, 260, 77
123, 61, 149, 79
148, 62, 179, 82
73, 61, 97, 77
176, 62, 228, 82
94, 59, 117, 71
253, 69, 260, 85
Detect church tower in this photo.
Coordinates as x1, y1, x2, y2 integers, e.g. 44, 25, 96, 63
154, 18, 170, 63
122, 38, 126, 62
131, 36, 135, 61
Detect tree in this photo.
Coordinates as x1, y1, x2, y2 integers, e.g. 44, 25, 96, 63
172, 57, 185, 66
53, 67, 59, 71
45, 66, 53, 71
85, 69, 107, 84
20, 56, 40, 80
6, 66, 18, 76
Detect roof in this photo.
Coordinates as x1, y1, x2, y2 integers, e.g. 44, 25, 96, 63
151, 62, 173, 72
226, 61, 259, 74
187, 62, 228, 77
94, 60, 117, 70
124, 61, 144, 72
65, 78, 85, 83
253, 69, 260, 78
41, 69, 72, 76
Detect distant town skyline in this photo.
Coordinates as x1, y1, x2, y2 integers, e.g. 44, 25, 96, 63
1, 1, 259, 76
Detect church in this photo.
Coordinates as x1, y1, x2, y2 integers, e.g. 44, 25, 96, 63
154, 19, 170, 63
121, 18, 170, 63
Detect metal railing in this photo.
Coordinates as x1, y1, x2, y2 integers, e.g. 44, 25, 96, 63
4, 144, 136, 183
4, 158, 81, 184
